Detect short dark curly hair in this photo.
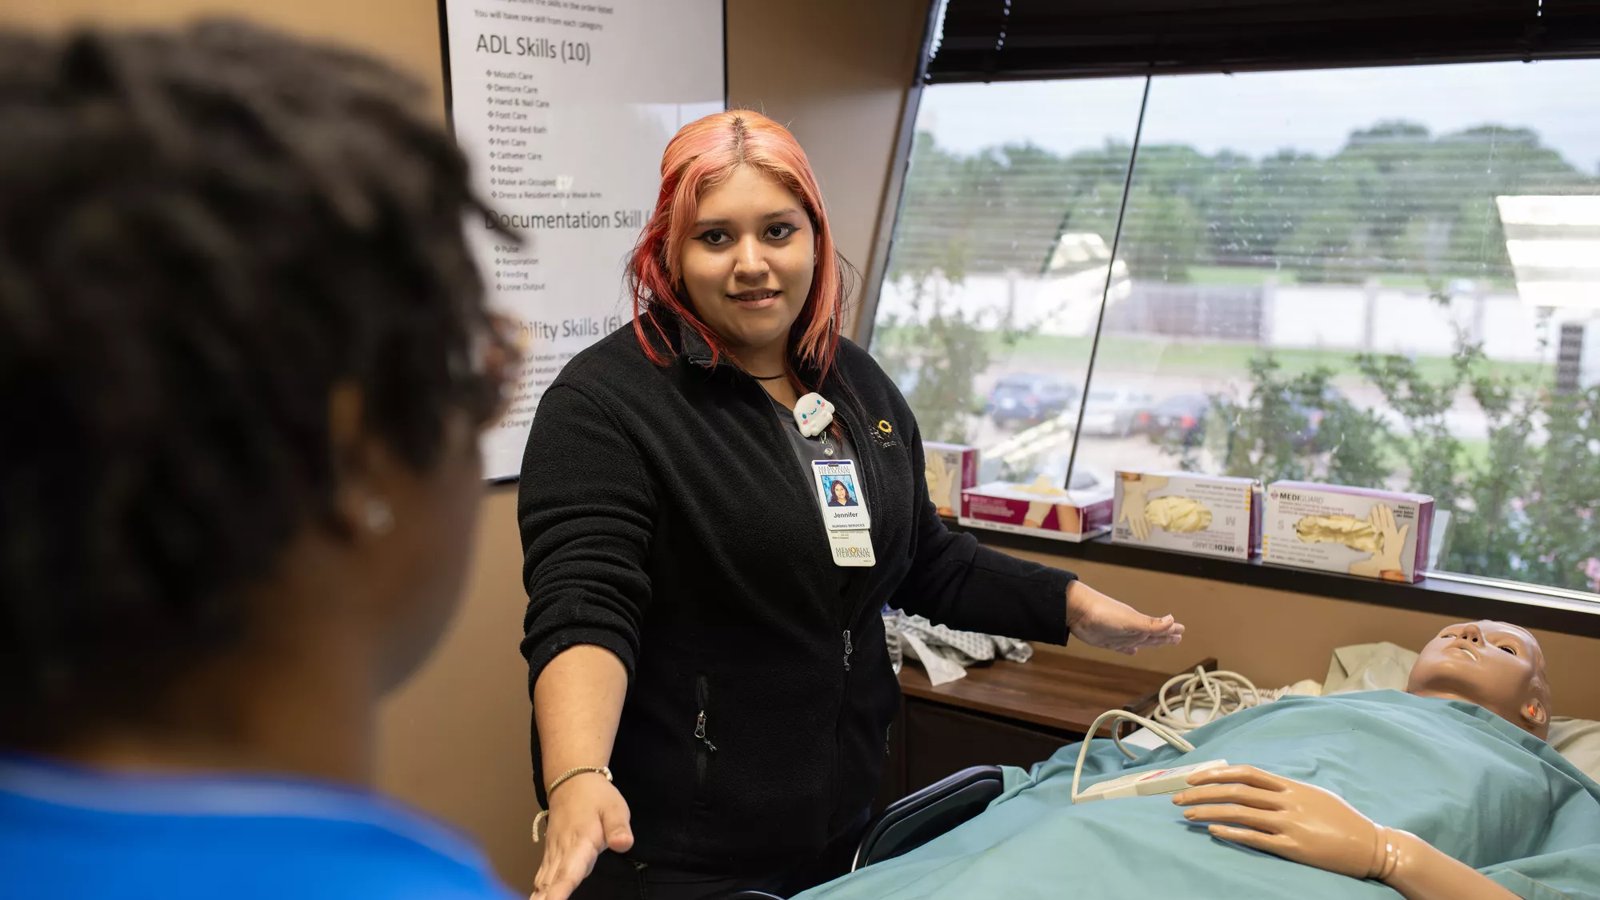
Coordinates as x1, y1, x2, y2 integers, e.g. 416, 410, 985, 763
0, 21, 512, 745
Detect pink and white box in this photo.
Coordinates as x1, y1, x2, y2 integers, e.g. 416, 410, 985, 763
959, 479, 1114, 543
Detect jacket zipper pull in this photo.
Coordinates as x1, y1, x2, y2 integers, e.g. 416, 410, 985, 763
843, 629, 854, 672
694, 710, 717, 752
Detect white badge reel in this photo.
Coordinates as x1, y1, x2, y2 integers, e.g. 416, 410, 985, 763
793, 393, 834, 436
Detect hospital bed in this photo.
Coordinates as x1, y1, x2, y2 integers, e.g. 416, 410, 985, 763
717, 642, 1600, 900
713, 764, 1006, 900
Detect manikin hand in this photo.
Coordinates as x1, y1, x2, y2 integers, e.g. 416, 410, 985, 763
1118, 474, 1169, 541
1172, 766, 1519, 899
1065, 581, 1184, 654
1172, 765, 1382, 879
1347, 504, 1411, 581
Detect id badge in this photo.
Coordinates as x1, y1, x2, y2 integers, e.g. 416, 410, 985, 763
825, 528, 877, 567
812, 460, 870, 532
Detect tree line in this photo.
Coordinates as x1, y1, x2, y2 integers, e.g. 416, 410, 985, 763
890, 121, 1600, 284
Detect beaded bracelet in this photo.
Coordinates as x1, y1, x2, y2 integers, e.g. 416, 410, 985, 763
530, 766, 613, 844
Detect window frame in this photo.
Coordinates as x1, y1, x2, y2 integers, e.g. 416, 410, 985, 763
860, 3, 1600, 629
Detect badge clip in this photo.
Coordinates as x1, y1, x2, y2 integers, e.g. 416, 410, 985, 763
793, 393, 835, 437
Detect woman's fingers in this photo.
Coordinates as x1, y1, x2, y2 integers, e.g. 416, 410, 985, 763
529, 834, 602, 900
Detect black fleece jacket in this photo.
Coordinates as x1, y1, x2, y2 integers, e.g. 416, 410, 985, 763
517, 320, 1076, 874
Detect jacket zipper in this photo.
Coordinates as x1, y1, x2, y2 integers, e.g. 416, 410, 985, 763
826, 381, 887, 832
694, 674, 716, 792
740, 370, 882, 831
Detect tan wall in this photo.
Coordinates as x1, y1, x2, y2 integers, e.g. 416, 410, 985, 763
726, 0, 928, 333
4, 0, 445, 93
380, 489, 536, 887
1019, 554, 1600, 721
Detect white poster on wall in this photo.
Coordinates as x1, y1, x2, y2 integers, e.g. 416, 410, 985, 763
440, 0, 724, 480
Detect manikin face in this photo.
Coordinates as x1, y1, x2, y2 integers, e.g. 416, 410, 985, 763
679, 165, 815, 368
1406, 620, 1551, 739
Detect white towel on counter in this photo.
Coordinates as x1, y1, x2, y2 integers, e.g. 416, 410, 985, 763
883, 609, 1033, 686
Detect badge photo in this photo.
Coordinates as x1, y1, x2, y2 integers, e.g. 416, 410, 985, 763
812, 460, 870, 532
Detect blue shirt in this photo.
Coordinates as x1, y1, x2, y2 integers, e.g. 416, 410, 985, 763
0, 754, 518, 900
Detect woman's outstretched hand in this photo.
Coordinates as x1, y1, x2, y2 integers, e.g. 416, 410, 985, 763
1065, 581, 1185, 654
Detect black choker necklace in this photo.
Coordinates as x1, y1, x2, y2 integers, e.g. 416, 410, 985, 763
749, 372, 786, 381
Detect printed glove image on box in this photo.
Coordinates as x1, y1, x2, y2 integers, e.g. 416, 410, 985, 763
1143, 495, 1213, 534
1264, 482, 1434, 583
1113, 471, 1259, 560
1295, 513, 1384, 555
923, 442, 978, 518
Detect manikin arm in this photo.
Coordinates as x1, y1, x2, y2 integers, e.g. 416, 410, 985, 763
1172, 765, 1516, 900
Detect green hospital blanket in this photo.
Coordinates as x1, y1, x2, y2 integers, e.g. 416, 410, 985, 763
798, 692, 1600, 899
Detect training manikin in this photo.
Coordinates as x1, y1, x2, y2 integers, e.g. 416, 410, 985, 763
1167, 620, 1554, 899
800, 619, 1594, 900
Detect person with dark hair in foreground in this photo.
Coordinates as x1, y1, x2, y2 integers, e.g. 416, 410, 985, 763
0, 21, 519, 899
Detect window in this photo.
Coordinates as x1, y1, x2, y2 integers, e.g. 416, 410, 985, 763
869, 61, 1600, 598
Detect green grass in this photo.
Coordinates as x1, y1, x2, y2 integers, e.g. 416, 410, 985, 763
1185, 265, 1279, 287
985, 332, 1550, 384
1180, 265, 1515, 292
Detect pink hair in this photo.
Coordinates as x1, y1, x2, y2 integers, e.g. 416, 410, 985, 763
627, 110, 846, 383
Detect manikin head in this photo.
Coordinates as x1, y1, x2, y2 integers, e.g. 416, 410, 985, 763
1406, 621, 1552, 740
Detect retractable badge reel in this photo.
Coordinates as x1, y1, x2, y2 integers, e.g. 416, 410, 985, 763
793, 393, 833, 437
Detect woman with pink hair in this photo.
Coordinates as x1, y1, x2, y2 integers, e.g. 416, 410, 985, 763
517, 110, 1183, 899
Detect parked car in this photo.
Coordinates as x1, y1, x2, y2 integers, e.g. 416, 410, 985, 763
1078, 386, 1155, 437
974, 457, 1111, 493
1141, 386, 1344, 451
1285, 384, 1345, 450
986, 373, 1080, 427
1145, 393, 1212, 447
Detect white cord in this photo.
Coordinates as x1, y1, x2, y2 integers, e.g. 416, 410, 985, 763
1151, 667, 1267, 734
1069, 708, 1195, 803
1067, 670, 1281, 803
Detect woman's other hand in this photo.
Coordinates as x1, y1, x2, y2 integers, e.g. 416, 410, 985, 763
530, 775, 633, 900
1064, 581, 1184, 654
